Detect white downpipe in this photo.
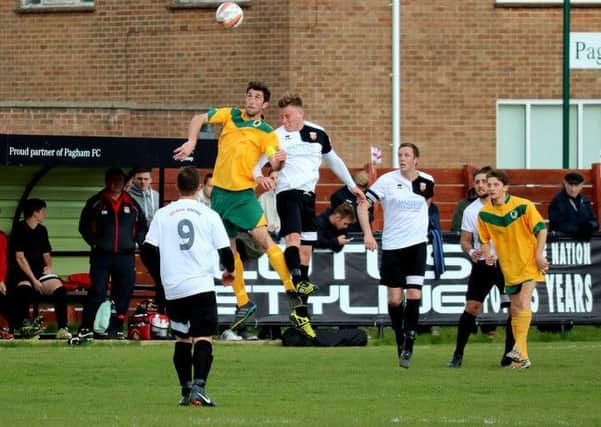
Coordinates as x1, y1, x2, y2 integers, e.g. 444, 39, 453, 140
392, 0, 400, 168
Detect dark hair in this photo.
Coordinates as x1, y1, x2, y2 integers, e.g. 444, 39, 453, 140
105, 167, 126, 183
333, 203, 356, 223
177, 166, 200, 196
132, 167, 152, 176
473, 166, 493, 180
247, 81, 271, 102
23, 198, 46, 219
204, 172, 213, 186
278, 93, 303, 109
399, 142, 420, 158
486, 169, 509, 186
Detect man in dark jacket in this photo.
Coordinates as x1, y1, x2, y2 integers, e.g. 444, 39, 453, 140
548, 172, 598, 241
313, 204, 356, 253
76, 168, 148, 340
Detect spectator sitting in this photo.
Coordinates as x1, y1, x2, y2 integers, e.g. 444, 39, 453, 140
450, 187, 477, 233
313, 203, 356, 253
330, 170, 373, 233
548, 172, 599, 241
0, 219, 13, 340
75, 168, 148, 341
198, 172, 213, 207
128, 167, 160, 224
7, 199, 71, 339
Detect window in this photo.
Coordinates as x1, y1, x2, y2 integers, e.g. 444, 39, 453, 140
496, 0, 601, 6
19, 0, 94, 11
497, 100, 601, 168
171, 0, 250, 8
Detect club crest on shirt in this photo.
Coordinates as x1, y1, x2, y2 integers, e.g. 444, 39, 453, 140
124, 206, 130, 214
309, 132, 317, 141
396, 184, 404, 189
510, 210, 518, 219
253, 120, 262, 127
419, 182, 426, 192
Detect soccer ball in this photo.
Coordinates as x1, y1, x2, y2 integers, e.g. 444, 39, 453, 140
216, 2, 244, 29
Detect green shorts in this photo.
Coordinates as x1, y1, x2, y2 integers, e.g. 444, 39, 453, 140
505, 280, 540, 295
211, 186, 266, 238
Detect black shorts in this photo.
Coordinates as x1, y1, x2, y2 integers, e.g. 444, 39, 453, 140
166, 291, 218, 339
379, 242, 427, 288
276, 189, 316, 241
466, 260, 505, 303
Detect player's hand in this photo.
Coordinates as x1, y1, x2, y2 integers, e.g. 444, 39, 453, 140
256, 175, 275, 191
470, 249, 481, 263
272, 149, 287, 162
350, 186, 366, 203
337, 235, 353, 245
221, 271, 235, 286
364, 235, 377, 251
0, 281, 6, 295
173, 139, 196, 161
536, 254, 549, 273
32, 279, 43, 293
484, 254, 496, 266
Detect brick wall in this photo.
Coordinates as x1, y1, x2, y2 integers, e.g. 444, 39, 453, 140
1, 1, 600, 167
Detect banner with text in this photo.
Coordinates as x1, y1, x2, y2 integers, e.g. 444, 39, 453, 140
215, 234, 601, 327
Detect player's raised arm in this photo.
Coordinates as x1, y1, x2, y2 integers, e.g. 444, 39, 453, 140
173, 112, 209, 161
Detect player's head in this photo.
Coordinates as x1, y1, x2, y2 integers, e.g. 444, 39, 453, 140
398, 142, 419, 174
473, 166, 493, 199
177, 166, 201, 197
330, 203, 356, 230
23, 198, 47, 221
132, 167, 153, 191
245, 81, 270, 118
352, 170, 370, 192
202, 172, 214, 199
105, 167, 126, 195
278, 92, 304, 132
486, 169, 509, 203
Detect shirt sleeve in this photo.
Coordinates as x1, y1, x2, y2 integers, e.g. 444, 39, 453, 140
263, 131, 280, 157
11, 223, 26, 252
210, 211, 231, 250
477, 213, 490, 244
366, 175, 386, 204
207, 107, 231, 125
41, 226, 52, 253
144, 213, 160, 247
527, 201, 546, 233
461, 204, 476, 233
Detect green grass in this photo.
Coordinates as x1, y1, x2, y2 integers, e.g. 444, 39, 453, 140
1, 328, 601, 426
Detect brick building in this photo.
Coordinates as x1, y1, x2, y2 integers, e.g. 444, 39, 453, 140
1, 0, 601, 168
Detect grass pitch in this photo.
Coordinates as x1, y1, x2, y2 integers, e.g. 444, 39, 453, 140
1, 330, 600, 426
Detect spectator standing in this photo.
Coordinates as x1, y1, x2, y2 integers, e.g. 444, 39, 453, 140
128, 168, 160, 224
478, 169, 549, 369
548, 172, 598, 241
7, 199, 71, 339
75, 168, 148, 340
143, 167, 234, 406
450, 188, 477, 233
357, 142, 430, 368
329, 170, 373, 233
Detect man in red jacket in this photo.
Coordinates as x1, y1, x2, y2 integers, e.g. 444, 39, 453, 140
75, 168, 148, 340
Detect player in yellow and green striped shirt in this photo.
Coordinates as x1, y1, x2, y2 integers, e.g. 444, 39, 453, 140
173, 81, 316, 339
478, 169, 549, 369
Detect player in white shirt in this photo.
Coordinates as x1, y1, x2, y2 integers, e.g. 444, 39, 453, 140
254, 93, 364, 339
447, 166, 515, 368
357, 143, 429, 369
142, 166, 234, 407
